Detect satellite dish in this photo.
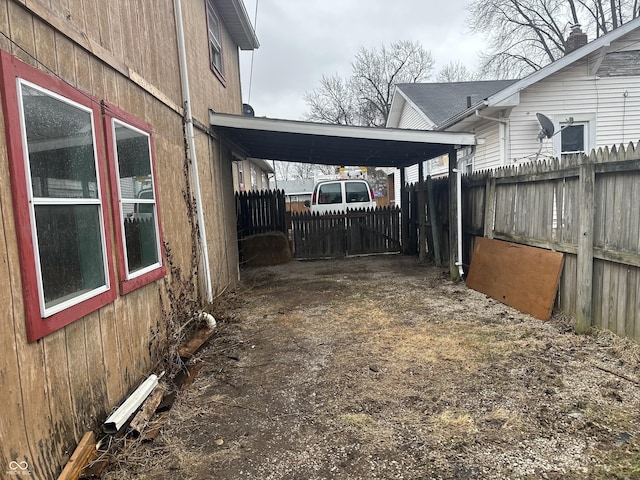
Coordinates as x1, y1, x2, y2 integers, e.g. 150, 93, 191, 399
242, 103, 255, 117
536, 113, 555, 140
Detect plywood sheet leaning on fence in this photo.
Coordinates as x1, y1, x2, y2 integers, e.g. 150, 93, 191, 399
466, 237, 564, 320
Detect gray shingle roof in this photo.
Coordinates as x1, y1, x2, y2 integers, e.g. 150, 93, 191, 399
396, 80, 518, 126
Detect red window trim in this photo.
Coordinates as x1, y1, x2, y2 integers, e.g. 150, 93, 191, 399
102, 101, 166, 295
205, 0, 227, 87
0, 50, 117, 342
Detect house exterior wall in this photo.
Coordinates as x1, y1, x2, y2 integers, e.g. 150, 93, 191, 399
397, 103, 432, 130
0, 1, 248, 477
473, 122, 502, 170
232, 158, 271, 192
507, 60, 640, 163
183, 0, 243, 121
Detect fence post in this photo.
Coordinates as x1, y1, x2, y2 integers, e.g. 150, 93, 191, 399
576, 155, 595, 333
401, 168, 409, 254
484, 175, 496, 239
418, 161, 426, 262
448, 147, 459, 280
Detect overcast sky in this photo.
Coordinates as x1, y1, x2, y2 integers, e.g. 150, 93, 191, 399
238, 0, 487, 121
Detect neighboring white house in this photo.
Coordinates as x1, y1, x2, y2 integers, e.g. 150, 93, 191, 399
232, 157, 274, 192
387, 19, 640, 204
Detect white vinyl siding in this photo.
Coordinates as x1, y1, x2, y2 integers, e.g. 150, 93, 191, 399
508, 59, 640, 162
404, 164, 419, 184
398, 104, 433, 130
472, 123, 501, 170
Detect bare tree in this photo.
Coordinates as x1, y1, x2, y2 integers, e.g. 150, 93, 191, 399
304, 75, 356, 125
305, 40, 434, 127
273, 161, 338, 182
468, 0, 640, 78
436, 60, 480, 82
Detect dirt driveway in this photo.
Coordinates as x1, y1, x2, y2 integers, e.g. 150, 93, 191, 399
107, 255, 640, 479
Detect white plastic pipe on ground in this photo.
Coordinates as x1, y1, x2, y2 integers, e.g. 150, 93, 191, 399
103, 374, 160, 434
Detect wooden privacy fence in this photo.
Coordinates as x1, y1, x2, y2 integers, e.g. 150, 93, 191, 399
236, 190, 287, 262
291, 207, 401, 259
456, 143, 640, 341
236, 189, 286, 238
405, 179, 450, 264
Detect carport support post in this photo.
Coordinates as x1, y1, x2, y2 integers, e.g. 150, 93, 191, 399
418, 161, 426, 262
401, 168, 409, 254
448, 147, 460, 281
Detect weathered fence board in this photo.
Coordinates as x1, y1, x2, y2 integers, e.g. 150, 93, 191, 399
445, 142, 640, 341
291, 207, 401, 259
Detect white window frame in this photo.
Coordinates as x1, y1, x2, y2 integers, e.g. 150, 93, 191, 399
237, 160, 244, 189
553, 114, 596, 158
17, 79, 110, 318
111, 119, 163, 280
250, 164, 257, 190
206, 0, 224, 75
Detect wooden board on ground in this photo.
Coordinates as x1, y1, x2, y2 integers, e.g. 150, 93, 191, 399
57, 431, 96, 480
178, 327, 216, 360
466, 237, 564, 320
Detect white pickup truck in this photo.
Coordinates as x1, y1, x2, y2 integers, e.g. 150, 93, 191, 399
305, 179, 377, 214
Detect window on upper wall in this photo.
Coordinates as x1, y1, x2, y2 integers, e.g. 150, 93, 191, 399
250, 164, 257, 190
206, 0, 225, 79
104, 106, 165, 294
561, 124, 586, 154
237, 161, 244, 190
553, 115, 594, 159
0, 50, 116, 341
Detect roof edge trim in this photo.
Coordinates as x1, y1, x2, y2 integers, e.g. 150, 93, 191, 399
217, 0, 260, 50
210, 112, 476, 146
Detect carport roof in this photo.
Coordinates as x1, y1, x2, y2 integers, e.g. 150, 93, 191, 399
209, 112, 475, 169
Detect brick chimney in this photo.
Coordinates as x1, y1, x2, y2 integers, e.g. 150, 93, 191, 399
565, 24, 588, 54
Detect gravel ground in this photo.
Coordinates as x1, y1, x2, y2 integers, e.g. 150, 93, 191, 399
105, 255, 640, 480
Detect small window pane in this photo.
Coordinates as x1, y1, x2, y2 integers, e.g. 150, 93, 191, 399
206, 0, 224, 74
115, 124, 153, 199
318, 183, 342, 204
345, 182, 370, 202
21, 83, 98, 199
561, 124, 585, 153
35, 205, 106, 308
114, 121, 160, 274
124, 210, 159, 273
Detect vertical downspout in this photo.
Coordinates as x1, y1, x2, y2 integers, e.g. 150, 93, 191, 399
174, 0, 213, 302
455, 166, 464, 278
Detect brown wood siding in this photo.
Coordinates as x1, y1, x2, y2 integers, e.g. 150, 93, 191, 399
0, 0, 244, 477
183, 0, 243, 122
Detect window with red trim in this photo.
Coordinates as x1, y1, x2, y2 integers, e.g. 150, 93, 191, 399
103, 103, 166, 295
0, 50, 116, 342
0, 51, 167, 342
